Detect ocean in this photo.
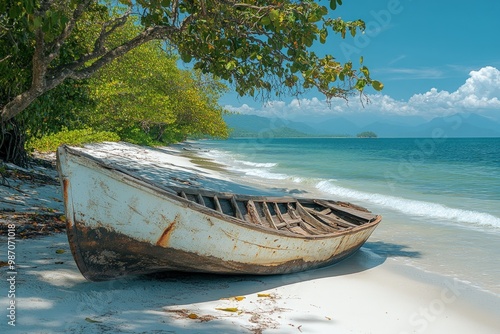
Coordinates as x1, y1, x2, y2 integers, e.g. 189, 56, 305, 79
193, 137, 500, 296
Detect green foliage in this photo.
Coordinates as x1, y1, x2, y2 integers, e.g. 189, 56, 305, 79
3, 8, 228, 154
27, 128, 120, 152
2, 1, 382, 122
19, 80, 95, 139
330, 0, 343, 10
86, 20, 229, 144
165, 0, 381, 100
0, 2, 34, 103
1, 1, 104, 142
357, 131, 377, 138
2, 0, 383, 161
0, 1, 107, 104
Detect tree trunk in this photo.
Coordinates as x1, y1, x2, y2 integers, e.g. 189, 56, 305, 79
0, 120, 29, 167
1, 88, 43, 123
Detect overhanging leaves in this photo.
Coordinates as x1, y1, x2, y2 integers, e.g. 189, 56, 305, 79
1, 0, 382, 124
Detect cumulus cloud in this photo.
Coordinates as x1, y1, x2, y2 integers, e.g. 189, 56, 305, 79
225, 66, 500, 119
408, 66, 500, 112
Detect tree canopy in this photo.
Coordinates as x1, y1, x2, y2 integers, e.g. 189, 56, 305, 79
87, 38, 229, 144
0, 0, 383, 123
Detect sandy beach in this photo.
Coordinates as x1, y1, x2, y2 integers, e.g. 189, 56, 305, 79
1, 142, 499, 333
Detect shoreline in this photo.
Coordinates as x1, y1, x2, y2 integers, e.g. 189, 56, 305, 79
181, 141, 500, 329
191, 139, 500, 296
1, 141, 499, 333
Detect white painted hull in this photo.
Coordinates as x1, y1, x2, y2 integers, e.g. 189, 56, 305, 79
57, 144, 381, 281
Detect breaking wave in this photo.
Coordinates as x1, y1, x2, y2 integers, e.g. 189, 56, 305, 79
316, 180, 500, 230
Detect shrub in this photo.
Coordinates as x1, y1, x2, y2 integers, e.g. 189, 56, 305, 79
27, 128, 120, 152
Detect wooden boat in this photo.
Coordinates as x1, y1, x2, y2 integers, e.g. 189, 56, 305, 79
57, 144, 382, 281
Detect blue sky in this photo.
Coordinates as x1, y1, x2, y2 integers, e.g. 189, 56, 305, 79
221, 0, 500, 122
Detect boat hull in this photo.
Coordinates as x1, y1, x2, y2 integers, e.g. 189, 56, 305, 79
68, 222, 373, 281
57, 145, 381, 281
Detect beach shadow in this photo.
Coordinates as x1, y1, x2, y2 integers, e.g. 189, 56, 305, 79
139, 245, 387, 300
143, 240, 421, 294
363, 241, 422, 258
10, 235, 423, 334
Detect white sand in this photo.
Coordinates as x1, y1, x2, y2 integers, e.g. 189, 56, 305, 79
0, 154, 64, 214
1, 142, 499, 333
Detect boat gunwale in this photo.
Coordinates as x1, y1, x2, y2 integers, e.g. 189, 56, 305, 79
58, 145, 382, 240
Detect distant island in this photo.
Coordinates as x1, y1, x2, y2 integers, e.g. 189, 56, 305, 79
356, 131, 377, 138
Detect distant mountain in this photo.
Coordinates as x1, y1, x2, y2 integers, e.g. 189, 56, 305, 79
224, 114, 355, 137
224, 114, 316, 137
305, 117, 358, 136
359, 121, 413, 137
457, 113, 500, 132
334, 113, 428, 128
409, 113, 500, 137
228, 126, 310, 138
223, 113, 500, 138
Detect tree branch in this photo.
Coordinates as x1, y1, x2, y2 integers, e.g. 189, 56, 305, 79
232, 3, 278, 12
92, 11, 131, 59
37, 0, 55, 16
172, 0, 180, 25
49, 25, 176, 84
32, 28, 47, 92
0, 55, 12, 63
46, 0, 93, 64
2, 21, 177, 123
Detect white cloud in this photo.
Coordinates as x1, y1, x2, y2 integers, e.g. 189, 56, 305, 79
224, 66, 500, 120
408, 66, 500, 112
225, 103, 255, 114
457, 66, 500, 104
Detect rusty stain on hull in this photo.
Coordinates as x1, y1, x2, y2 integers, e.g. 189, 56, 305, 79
62, 178, 70, 207
156, 215, 179, 247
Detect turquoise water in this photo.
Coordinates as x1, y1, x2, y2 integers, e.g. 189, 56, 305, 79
195, 138, 500, 295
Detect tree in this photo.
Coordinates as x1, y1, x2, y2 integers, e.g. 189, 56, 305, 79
1, 1, 106, 164
1, 0, 383, 124
87, 37, 229, 143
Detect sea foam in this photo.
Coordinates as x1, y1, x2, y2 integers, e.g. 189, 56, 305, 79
200, 149, 287, 179
235, 160, 278, 168
316, 180, 500, 230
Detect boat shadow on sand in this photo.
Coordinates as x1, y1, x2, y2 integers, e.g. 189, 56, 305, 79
13, 235, 420, 333
146, 240, 422, 289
